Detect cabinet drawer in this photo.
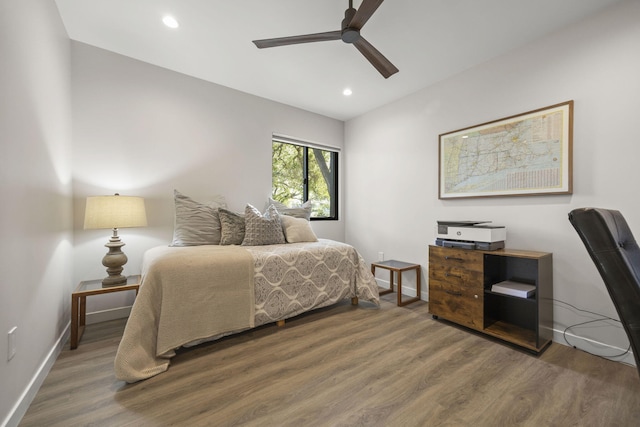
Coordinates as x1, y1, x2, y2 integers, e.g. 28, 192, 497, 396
429, 263, 483, 289
429, 246, 483, 272
429, 278, 483, 299
429, 281, 483, 330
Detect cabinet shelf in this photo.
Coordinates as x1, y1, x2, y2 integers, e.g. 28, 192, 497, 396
484, 289, 537, 302
483, 321, 542, 352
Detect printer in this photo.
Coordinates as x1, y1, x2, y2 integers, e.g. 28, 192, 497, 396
435, 220, 506, 250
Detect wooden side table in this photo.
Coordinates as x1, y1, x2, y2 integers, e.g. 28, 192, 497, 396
70, 275, 140, 349
371, 260, 421, 306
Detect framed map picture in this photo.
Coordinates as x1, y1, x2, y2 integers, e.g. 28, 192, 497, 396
439, 101, 573, 199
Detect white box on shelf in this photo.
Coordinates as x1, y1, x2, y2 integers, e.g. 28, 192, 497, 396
491, 281, 536, 298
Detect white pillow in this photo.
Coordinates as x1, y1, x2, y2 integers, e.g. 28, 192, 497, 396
268, 198, 312, 220
280, 215, 318, 243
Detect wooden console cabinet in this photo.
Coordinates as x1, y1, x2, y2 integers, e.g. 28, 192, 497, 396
428, 245, 553, 353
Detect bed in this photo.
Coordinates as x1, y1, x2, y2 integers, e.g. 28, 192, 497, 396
114, 238, 380, 383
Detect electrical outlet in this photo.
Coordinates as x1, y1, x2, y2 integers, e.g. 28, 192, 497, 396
8, 327, 17, 361
378, 252, 384, 261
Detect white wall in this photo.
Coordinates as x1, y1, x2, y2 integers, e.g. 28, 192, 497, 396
70, 42, 346, 314
0, 1, 73, 425
345, 0, 640, 364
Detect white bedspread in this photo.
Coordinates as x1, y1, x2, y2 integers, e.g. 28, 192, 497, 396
246, 239, 380, 325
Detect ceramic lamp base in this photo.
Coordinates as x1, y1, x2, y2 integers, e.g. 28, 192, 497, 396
101, 229, 128, 287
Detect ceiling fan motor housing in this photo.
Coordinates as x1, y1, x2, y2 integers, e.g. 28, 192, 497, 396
341, 7, 360, 43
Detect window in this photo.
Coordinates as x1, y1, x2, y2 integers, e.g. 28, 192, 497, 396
272, 136, 339, 220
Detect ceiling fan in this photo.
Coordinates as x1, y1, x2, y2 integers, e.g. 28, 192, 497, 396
252, 0, 399, 79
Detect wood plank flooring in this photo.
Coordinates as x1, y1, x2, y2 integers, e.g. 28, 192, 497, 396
20, 294, 640, 426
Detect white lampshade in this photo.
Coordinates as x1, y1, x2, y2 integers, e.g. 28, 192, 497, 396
84, 194, 147, 230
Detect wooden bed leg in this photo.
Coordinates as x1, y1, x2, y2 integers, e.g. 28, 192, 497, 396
277, 320, 285, 327
351, 297, 359, 306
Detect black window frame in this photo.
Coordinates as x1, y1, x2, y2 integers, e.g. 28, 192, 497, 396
272, 137, 339, 221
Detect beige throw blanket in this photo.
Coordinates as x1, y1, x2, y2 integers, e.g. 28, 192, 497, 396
114, 245, 254, 382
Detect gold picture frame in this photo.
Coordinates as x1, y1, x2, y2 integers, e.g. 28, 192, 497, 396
439, 101, 573, 199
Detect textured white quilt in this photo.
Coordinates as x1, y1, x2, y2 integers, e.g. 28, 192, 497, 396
114, 239, 379, 382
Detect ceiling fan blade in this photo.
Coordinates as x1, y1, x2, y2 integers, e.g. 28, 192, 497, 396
353, 36, 398, 79
349, 0, 384, 30
253, 31, 342, 48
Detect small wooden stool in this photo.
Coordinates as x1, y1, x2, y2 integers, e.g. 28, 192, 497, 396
371, 260, 421, 306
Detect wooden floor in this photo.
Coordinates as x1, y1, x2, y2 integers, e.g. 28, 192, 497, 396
20, 294, 640, 426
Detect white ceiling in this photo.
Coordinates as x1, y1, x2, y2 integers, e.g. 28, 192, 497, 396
55, 0, 622, 121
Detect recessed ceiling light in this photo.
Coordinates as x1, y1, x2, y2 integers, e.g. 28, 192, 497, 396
343, 88, 353, 96
162, 15, 179, 29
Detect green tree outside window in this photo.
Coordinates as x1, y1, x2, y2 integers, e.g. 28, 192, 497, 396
272, 140, 338, 220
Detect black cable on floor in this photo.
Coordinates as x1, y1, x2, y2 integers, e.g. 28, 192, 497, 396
552, 298, 631, 360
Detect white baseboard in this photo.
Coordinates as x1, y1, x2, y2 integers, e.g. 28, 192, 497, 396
3, 306, 132, 427
375, 278, 427, 301
552, 328, 636, 367
86, 306, 132, 325
2, 324, 69, 427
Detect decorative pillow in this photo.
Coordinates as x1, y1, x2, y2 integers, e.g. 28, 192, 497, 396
280, 215, 318, 243
170, 190, 226, 246
268, 198, 312, 220
218, 208, 246, 245
241, 204, 286, 246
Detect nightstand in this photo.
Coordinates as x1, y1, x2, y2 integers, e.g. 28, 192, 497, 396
371, 260, 421, 306
70, 275, 140, 349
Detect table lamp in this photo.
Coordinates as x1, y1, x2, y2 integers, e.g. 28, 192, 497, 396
83, 193, 147, 287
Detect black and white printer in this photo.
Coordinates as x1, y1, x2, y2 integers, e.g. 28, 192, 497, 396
435, 220, 506, 250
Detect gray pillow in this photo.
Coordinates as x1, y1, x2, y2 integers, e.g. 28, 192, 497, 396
170, 190, 226, 246
219, 208, 246, 245
268, 198, 312, 220
242, 204, 286, 246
